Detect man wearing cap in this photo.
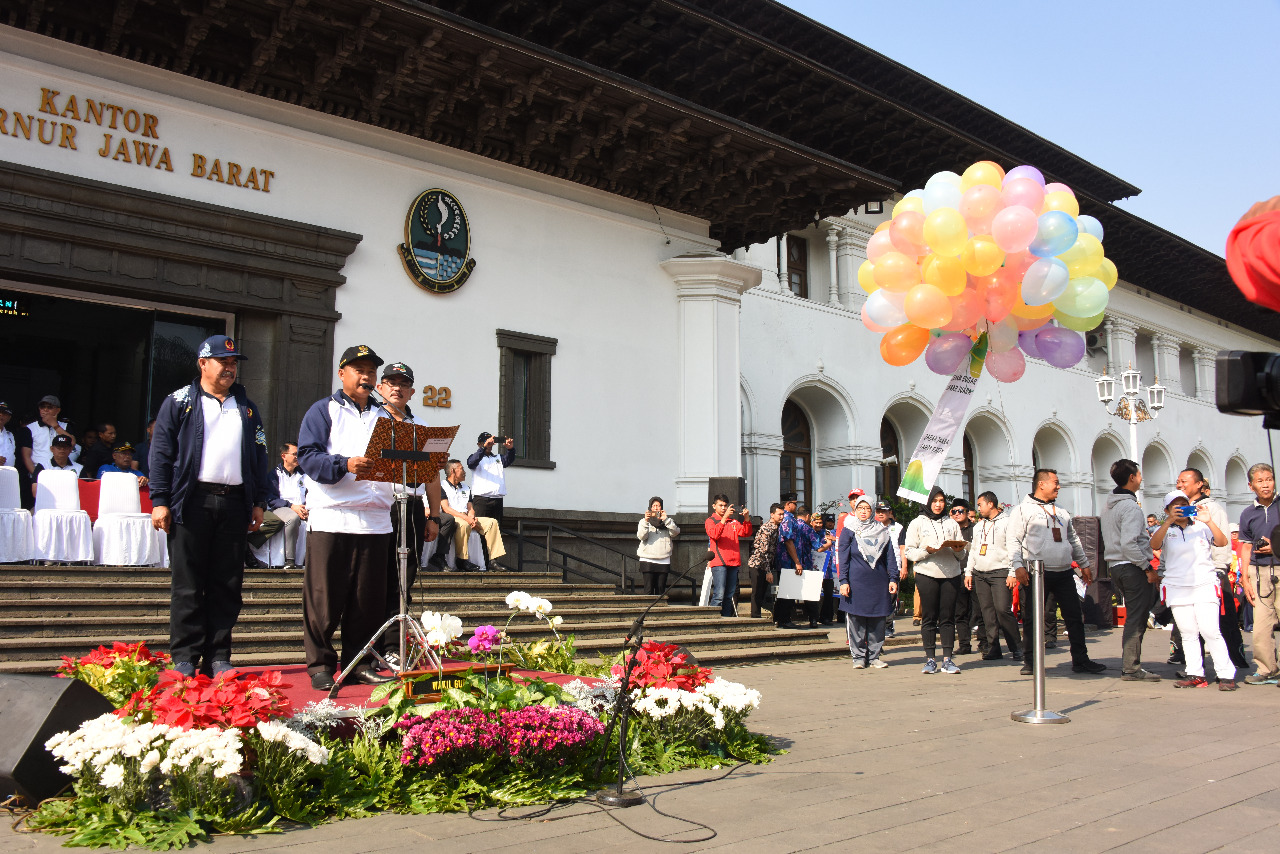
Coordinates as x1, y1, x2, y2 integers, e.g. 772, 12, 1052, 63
150, 334, 271, 679
96, 443, 148, 484
0, 401, 35, 505
373, 362, 443, 652
29, 433, 83, 490
467, 432, 515, 526
27, 395, 80, 470
296, 345, 397, 690
78, 423, 117, 480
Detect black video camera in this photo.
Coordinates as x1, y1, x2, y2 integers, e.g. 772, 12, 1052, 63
1216, 351, 1280, 424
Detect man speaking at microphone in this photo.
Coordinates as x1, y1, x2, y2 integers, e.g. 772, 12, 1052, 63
296, 345, 396, 691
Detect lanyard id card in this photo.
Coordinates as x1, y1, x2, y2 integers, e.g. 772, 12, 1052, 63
979, 544, 988, 555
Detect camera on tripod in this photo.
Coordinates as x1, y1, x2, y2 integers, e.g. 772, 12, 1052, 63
1216, 351, 1280, 426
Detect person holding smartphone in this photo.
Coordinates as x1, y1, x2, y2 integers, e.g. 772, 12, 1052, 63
706, 494, 752, 617
1152, 490, 1235, 690
637, 496, 680, 595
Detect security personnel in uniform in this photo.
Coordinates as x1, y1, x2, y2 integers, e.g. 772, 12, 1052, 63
150, 335, 271, 678
297, 345, 396, 690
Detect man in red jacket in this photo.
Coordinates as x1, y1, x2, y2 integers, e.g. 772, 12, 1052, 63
706, 493, 752, 617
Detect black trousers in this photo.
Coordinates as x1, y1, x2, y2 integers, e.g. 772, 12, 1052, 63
971, 570, 1020, 654
471, 495, 503, 526
640, 560, 669, 596
1111, 561, 1156, 673
378, 496, 426, 655
917, 574, 961, 658
954, 583, 974, 651
750, 564, 773, 618
1020, 570, 1088, 664
819, 577, 837, 623
168, 489, 250, 667
303, 530, 389, 675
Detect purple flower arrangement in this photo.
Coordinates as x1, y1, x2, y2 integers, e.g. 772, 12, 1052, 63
395, 705, 604, 774
468, 625, 501, 653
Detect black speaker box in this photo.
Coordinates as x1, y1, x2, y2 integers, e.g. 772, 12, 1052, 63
0, 674, 114, 806
707, 477, 747, 513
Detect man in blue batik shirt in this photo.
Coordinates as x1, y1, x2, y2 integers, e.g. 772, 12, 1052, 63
773, 494, 804, 629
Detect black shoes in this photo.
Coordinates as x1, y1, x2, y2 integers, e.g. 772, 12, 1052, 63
777, 622, 799, 629
310, 670, 335, 690
1072, 660, 1108, 674
1167, 652, 1186, 666
348, 666, 393, 685
1019, 663, 1033, 675
956, 646, 974, 656
244, 553, 267, 569
981, 651, 1004, 661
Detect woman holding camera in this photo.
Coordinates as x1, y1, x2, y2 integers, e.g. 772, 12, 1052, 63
1152, 490, 1236, 690
637, 496, 681, 595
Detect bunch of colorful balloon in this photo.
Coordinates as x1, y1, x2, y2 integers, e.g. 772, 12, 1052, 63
859, 161, 1115, 383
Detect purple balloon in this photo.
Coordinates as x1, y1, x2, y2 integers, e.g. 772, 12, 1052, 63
925, 333, 973, 376
1035, 326, 1086, 369
1018, 330, 1043, 360
1004, 164, 1046, 187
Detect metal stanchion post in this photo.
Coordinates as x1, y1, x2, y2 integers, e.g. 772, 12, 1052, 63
1012, 559, 1069, 724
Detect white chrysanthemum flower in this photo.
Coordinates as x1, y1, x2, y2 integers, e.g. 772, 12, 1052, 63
505, 590, 531, 611
99, 763, 125, 788
140, 749, 161, 773
255, 720, 329, 765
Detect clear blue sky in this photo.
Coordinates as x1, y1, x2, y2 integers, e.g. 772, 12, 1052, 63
784, 0, 1280, 257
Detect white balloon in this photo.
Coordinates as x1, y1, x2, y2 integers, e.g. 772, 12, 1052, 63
922, 183, 963, 215
986, 317, 1019, 352
864, 290, 908, 328
1077, 214, 1104, 242
1021, 257, 1070, 306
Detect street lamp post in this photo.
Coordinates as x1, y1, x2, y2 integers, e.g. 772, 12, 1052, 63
1096, 365, 1165, 500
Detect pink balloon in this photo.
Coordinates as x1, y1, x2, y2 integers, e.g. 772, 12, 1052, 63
889, 210, 927, 256
1001, 178, 1045, 214
940, 287, 985, 332
990, 205, 1039, 254
958, 184, 1002, 234
866, 229, 896, 261
1044, 182, 1074, 197
985, 347, 1026, 383
1002, 249, 1036, 278
1004, 165, 1045, 187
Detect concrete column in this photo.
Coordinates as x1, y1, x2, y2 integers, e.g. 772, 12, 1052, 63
836, 226, 859, 311
825, 224, 841, 307
777, 233, 790, 295
1193, 347, 1216, 403
662, 254, 763, 513
1104, 317, 1138, 375
1152, 333, 1182, 395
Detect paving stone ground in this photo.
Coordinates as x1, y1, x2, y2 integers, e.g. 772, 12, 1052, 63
5, 625, 1278, 853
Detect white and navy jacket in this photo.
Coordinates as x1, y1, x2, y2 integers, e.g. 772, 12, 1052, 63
467, 445, 515, 498
297, 390, 393, 534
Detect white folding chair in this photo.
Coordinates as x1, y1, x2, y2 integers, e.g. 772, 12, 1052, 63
31, 469, 94, 563
0, 466, 34, 562
93, 472, 167, 566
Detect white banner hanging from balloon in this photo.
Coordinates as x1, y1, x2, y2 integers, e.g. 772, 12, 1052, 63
897, 337, 987, 503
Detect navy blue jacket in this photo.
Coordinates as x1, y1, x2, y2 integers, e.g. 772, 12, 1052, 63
148, 381, 271, 524
466, 445, 515, 470
837, 527, 900, 618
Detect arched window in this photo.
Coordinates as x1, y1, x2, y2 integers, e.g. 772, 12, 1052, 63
879, 417, 901, 500
780, 400, 812, 509
962, 435, 976, 506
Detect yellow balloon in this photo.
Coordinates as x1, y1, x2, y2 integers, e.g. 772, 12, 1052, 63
893, 196, 925, 218
923, 208, 968, 257
875, 220, 892, 233
1041, 191, 1080, 218
872, 251, 921, 293
1056, 233, 1105, 278
1096, 256, 1118, 289
1010, 296, 1056, 319
961, 160, 1005, 191
922, 254, 967, 296
961, 235, 1006, 277
858, 259, 879, 294
1054, 309, 1105, 331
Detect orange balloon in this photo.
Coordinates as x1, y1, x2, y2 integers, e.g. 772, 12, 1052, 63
905, 283, 953, 329
975, 269, 1019, 323
875, 220, 892, 233
880, 324, 931, 367
890, 210, 927, 256
1010, 296, 1057, 319
1012, 313, 1052, 331
873, 251, 921, 293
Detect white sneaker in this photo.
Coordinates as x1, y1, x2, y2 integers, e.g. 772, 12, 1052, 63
851, 660, 866, 669
870, 659, 889, 669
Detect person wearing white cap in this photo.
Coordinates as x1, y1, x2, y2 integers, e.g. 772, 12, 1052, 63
1151, 489, 1236, 690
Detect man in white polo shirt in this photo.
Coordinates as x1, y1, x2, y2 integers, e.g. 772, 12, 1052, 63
466, 431, 515, 526
297, 345, 396, 691
149, 335, 271, 679
437, 458, 506, 572
27, 395, 80, 469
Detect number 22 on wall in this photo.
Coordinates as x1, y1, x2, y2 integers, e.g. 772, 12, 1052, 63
421, 386, 451, 408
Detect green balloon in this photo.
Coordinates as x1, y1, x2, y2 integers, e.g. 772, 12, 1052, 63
1053, 276, 1108, 318
1053, 309, 1105, 331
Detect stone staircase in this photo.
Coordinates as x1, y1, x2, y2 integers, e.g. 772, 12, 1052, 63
0, 564, 859, 674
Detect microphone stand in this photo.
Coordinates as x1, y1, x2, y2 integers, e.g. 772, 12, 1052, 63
593, 545, 718, 807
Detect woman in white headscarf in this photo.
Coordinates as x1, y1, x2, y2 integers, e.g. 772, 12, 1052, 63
1152, 489, 1236, 690
838, 495, 903, 669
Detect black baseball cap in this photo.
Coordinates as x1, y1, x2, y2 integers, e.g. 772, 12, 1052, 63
382, 362, 414, 384
781, 492, 798, 503
339, 344, 384, 369
477, 431, 493, 445
38, 394, 61, 407
197, 335, 247, 360
874, 501, 893, 513
51, 434, 74, 448
0, 401, 11, 414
